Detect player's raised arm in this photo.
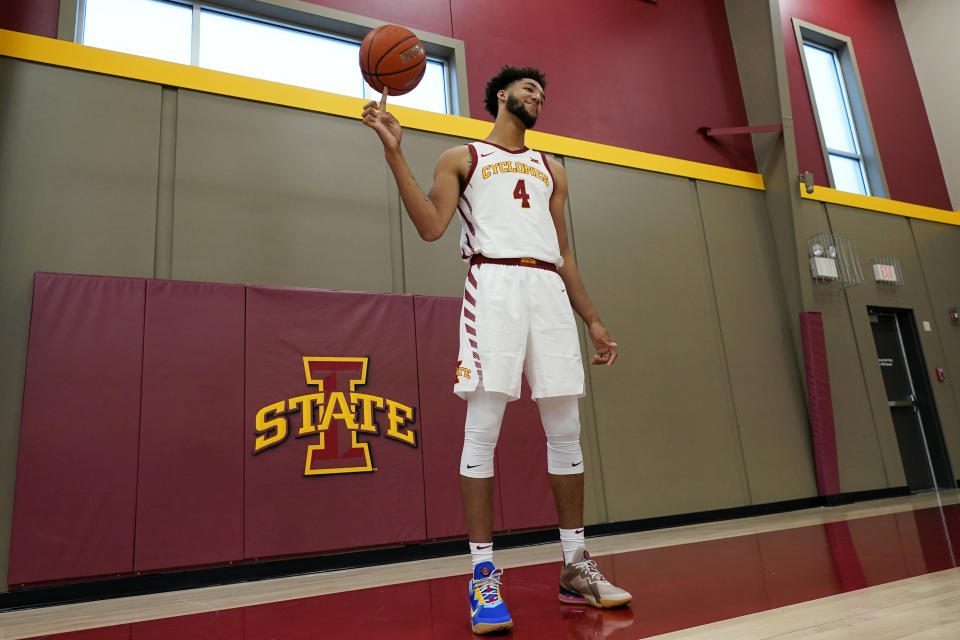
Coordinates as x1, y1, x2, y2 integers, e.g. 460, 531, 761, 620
546, 157, 618, 366
361, 98, 465, 242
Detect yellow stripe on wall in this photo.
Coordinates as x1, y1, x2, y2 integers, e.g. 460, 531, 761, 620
800, 184, 960, 226
0, 28, 762, 190
4, 27, 959, 221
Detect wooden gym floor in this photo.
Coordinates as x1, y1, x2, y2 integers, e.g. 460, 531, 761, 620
2, 491, 959, 639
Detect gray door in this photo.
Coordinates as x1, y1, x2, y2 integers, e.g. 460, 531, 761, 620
868, 308, 952, 491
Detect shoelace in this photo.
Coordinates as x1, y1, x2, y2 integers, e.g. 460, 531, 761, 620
474, 569, 504, 604
572, 558, 609, 584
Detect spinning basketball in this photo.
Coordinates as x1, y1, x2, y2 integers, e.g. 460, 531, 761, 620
359, 25, 427, 96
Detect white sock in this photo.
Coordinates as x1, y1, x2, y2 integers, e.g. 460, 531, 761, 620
469, 541, 494, 567
559, 527, 585, 564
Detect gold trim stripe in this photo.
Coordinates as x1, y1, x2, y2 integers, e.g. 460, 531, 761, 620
0, 29, 764, 190
800, 184, 960, 226
4, 28, 958, 215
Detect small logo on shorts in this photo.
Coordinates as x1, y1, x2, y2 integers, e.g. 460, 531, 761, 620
456, 360, 472, 383
520, 257, 538, 265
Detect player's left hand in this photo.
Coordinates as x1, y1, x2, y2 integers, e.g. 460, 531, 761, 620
588, 321, 618, 366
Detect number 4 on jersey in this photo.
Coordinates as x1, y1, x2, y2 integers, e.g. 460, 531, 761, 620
513, 179, 531, 208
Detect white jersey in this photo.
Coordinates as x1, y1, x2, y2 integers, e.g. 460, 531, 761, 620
458, 141, 563, 267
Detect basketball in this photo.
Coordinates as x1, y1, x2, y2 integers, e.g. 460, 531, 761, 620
359, 25, 427, 96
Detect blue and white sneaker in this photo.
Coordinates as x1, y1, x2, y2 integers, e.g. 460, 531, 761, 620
468, 561, 513, 634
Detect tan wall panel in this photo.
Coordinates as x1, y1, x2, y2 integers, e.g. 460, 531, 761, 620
566, 194, 609, 526
911, 220, 960, 474
696, 182, 816, 503
171, 90, 393, 292
827, 206, 960, 483
564, 158, 750, 521
0, 59, 160, 589
796, 201, 893, 491
396, 129, 471, 297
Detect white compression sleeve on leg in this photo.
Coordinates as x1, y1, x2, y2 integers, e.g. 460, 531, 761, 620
460, 390, 509, 478
537, 395, 584, 475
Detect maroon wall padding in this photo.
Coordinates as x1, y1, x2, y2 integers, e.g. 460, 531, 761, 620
780, 0, 951, 209
11, 275, 571, 584
9, 273, 145, 586
243, 287, 425, 560
134, 281, 245, 573
413, 296, 504, 540
799, 312, 840, 496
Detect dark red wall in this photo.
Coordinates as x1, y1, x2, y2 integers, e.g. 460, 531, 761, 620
4, 0, 756, 172
319, 0, 757, 171
0, 0, 58, 38
779, 0, 950, 209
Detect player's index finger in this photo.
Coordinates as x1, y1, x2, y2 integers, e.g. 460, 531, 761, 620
379, 88, 389, 111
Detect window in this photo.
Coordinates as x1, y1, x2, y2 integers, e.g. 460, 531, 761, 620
794, 20, 887, 198
82, 0, 192, 65
67, 0, 461, 115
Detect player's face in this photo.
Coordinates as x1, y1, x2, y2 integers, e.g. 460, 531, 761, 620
503, 79, 545, 129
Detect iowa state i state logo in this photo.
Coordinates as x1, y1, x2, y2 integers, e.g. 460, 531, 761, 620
252, 357, 417, 475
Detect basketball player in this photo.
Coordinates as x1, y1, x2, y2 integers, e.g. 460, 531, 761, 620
362, 65, 631, 634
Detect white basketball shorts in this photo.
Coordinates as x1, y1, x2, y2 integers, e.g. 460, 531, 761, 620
453, 262, 585, 401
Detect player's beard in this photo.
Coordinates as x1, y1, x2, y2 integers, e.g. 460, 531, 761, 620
506, 94, 538, 129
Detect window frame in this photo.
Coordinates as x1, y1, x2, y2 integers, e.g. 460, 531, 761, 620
793, 18, 887, 198
58, 0, 469, 117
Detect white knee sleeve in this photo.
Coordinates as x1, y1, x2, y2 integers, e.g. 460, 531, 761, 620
460, 390, 508, 478
538, 395, 583, 475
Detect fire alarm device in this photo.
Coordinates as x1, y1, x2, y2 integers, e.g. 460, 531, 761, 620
936, 368, 946, 382
950, 308, 959, 324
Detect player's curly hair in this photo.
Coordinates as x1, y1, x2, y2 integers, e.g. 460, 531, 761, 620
484, 65, 547, 118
